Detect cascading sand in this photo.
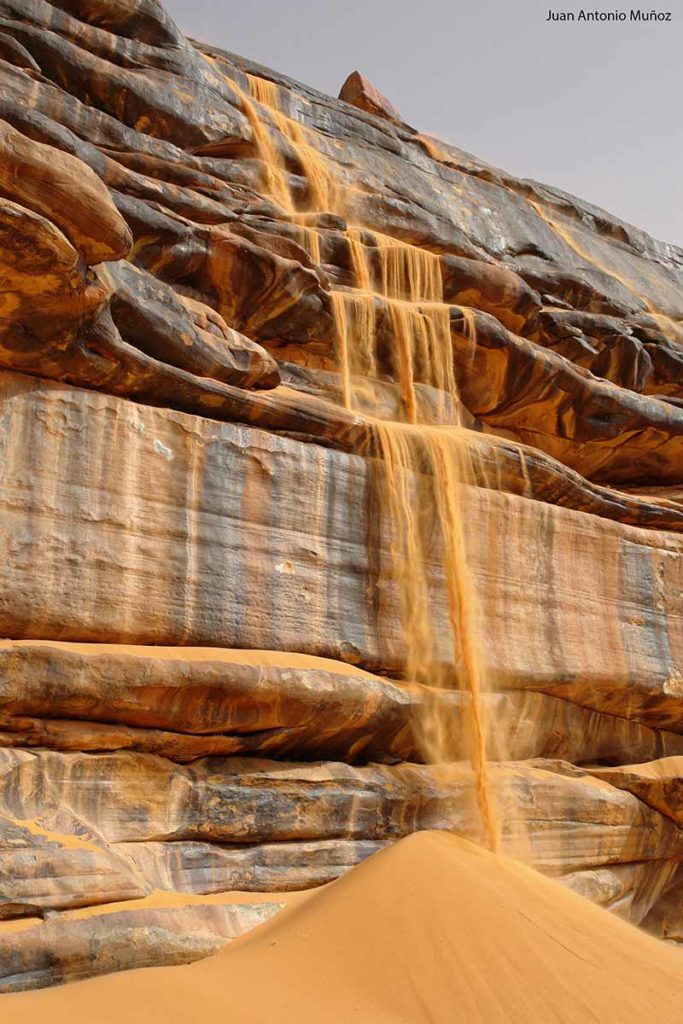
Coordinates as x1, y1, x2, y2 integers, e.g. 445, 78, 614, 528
230, 69, 518, 852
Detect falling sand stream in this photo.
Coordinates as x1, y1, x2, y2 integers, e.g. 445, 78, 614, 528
220, 67, 509, 851
7, 50, 683, 1024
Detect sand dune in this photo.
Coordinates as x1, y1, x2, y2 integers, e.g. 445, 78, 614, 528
4, 830, 683, 1023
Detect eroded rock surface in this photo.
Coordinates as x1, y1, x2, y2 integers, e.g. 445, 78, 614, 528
1, 0, 683, 991
0, 900, 280, 992
338, 71, 404, 124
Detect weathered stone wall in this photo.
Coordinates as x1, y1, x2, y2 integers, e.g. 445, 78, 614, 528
1, 373, 682, 694
0, 0, 683, 990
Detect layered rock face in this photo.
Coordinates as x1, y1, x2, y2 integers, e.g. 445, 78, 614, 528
1, 0, 683, 990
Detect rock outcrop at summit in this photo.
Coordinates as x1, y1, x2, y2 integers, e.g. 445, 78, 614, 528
338, 71, 403, 125
1, 0, 683, 991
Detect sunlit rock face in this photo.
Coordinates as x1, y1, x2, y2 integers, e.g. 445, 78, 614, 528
338, 70, 404, 124
1, 0, 683, 990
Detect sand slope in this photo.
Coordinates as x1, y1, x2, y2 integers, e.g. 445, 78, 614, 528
4, 830, 683, 1023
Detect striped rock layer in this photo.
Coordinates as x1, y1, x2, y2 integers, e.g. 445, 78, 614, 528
0, 0, 683, 990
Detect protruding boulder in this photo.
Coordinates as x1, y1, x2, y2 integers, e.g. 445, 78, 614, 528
338, 70, 403, 124
99, 261, 281, 390
0, 120, 132, 265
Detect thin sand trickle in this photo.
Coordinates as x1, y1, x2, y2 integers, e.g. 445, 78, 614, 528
4, 66, 669, 1022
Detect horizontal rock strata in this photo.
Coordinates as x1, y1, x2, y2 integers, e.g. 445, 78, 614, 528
1, 0, 683, 991
1, 375, 681, 695
1, 642, 683, 767
589, 758, 683, 825
0, 899, 280, 992
0, 0, 679, 489
3, 748, 682, 883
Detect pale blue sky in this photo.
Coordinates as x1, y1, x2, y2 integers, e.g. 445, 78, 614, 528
165, 0, 682, 245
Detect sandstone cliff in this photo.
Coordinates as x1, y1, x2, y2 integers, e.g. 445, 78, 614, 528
1, 0, 683, 990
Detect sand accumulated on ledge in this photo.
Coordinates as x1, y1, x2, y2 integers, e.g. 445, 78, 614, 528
4, 830, 683, 1023
0, 639, 374, 677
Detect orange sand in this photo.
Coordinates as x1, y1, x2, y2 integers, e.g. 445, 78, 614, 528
0, 887, 304, 938
0, 639, 373, 677
58, 888, 302, 920
4, 831, 682, 1023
